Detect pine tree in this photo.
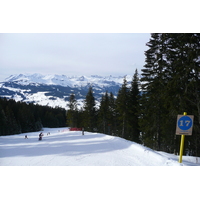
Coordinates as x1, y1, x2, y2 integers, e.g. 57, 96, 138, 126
140, 33, 169, 151
5, 106, 21, 135
18, 103, 35, 133
163, 33, 200, 156
98, 93, 107, 133
108, 92, 117, 135
115, 76, 129, 138
98, 91, 114, 134
67, 93, 78, 127
0, 97, 67, 135
0, 101, 7, 136
140, 33, 200, 155
128, 69, 141, 143
83, 86, 96, 132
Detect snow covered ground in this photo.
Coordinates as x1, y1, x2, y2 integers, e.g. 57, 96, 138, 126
1, 127, 200, 200
1, 127, 199, 166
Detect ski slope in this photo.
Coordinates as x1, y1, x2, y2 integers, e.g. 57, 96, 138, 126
0, 127, 199, 166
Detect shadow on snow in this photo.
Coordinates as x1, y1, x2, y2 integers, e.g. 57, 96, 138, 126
0, 130, 132, 158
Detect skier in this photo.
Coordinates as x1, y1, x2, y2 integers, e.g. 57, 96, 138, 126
39, 132, 43, 140
82, 128, 84, 135
25, 135, 28, 139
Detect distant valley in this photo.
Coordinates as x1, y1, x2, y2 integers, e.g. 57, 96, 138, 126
0, 73, 133, 109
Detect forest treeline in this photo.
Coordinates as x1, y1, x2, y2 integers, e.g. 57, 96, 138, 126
67, 33, 200, 156
66, 69, 140, 144
1, 33, 199, 156
0, 98, 66, 135
140, 33, 200, 156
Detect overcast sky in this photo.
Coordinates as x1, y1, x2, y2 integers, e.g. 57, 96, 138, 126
0, 0, 198, 192
0, 33, 150, 81
1, 0, 199, 82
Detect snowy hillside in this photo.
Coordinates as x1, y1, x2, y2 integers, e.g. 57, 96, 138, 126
0, 73, 133, 109
0, 127, 199, 166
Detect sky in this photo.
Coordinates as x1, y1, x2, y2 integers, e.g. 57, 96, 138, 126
1, 1, 199, 82
0, 33, 150, 81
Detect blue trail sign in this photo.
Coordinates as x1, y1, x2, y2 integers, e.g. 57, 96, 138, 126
176, 115, 194, 135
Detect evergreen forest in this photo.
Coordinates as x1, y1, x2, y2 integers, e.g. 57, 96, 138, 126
66, 33, 200, 156
1, 33, 200, 156
0, 98, 66, 135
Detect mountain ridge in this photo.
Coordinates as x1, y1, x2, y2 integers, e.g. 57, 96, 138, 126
0, 73, 133, 109
4, 73, 132, 87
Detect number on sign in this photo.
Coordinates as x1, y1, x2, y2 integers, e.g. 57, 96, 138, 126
179, 120, 184, 126
176, 115, 194, 135
185, 120, 191, 126
178, 116, 193, 131
179, 120, 191, 126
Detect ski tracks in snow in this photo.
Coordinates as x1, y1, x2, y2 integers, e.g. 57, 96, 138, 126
1, 128, 199, 166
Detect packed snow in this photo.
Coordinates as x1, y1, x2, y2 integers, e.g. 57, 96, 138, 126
1, 128, 200, 200
1, 127, 199, 166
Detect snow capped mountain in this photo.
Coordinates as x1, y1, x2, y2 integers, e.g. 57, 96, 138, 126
0, 73, 133, 109
6, 73, 76, 87
5, 73, 132, 87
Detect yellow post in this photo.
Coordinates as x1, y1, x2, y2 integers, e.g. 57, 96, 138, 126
178, 112, 187, 163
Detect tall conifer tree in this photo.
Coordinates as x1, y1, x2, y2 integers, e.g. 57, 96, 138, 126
108, 92, 116, 135
140, 33, 168, 150
163, 33, 200, 155
98, 91, 110, 134
83, 86, 96, 132
128, 69, 141, 143
140, 33, 200, 155
116, 76, 129, 138
67, 93, 78, 127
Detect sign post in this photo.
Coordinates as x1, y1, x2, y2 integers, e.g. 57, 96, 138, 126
175, 112, 194, 163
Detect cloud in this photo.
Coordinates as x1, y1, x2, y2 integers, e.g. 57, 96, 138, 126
0, 33, 150, 81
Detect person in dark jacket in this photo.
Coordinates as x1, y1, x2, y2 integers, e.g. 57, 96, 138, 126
39, 132, 43, 140
82, 128, 84, 135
